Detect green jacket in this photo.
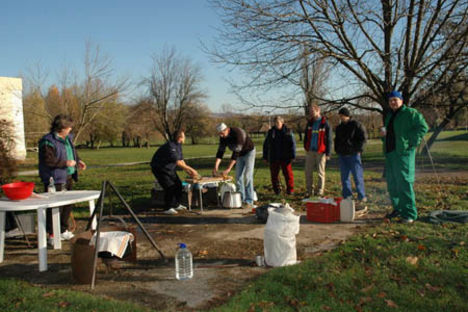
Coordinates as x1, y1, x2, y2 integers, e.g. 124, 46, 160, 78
384, 105, 428, 154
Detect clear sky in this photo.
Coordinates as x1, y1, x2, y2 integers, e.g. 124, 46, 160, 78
0, 0, 237, 112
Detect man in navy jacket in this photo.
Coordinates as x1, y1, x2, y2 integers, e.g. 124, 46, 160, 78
263, 116, 296, 195
151, 130, 198, 215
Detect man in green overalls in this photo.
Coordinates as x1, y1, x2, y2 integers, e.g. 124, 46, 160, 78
382, 91, 428, 223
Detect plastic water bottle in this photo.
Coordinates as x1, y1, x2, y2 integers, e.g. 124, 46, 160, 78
47, 177, 56, 195
175, 243, 193, 280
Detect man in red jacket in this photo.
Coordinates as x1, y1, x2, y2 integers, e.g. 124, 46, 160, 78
303, 105, 332, 197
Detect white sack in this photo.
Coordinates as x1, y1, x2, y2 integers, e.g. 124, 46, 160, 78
264, 205, 300, 267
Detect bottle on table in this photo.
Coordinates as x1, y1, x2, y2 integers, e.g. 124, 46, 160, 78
47, 177, 56, 195
175, 243, 193, 280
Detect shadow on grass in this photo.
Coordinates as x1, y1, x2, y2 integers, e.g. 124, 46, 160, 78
438, 132, 468, 141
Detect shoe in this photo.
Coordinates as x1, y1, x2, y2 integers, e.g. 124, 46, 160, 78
174, 204, 187, 211
163, 208, 178, 215
61, 230, 74, 240
242, 203, 254, 210
385, 210, 400, 219
356, 205, 368, 212
399, 218, 414, 224
360, 197, 368, 203
5, 228, 22, 238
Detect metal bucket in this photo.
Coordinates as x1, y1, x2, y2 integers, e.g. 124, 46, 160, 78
222, 192, 242, 208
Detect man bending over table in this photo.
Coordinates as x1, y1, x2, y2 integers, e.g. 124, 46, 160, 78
151, 130, 199, 215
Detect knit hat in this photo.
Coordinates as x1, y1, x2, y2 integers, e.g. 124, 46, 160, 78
216, 122, 227, 133
338, 107, 351, 117
388, 91, 403, 100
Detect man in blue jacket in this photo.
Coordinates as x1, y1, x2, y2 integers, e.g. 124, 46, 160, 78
151, 130, 199, 215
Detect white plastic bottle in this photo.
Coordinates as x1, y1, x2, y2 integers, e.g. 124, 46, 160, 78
175, 243, 193, 280
47, 177, 56, 195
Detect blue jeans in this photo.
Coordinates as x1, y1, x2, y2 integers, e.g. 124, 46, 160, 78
339, 154, 366, 200
235, 148, 256, 204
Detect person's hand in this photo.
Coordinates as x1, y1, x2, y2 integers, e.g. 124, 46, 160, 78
78, 160, 86, 170
379, 127, 386, 137
326, 156, 331, 161
222, 168, 231, 178
66, 160, 76, 167
212, 168, 218, 177
190, 169, 199, 178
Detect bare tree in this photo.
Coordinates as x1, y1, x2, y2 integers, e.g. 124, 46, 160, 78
184, 103, 215, 144
209, 0, 468, 118
146, 48, 206, 141
22, 42, 127, 144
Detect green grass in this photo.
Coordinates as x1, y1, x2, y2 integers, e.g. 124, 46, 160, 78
0, 279, 149, 312
212, 222, 467, 312
3, 130, 467, 311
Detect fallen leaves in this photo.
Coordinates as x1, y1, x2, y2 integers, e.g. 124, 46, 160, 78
58, 301, 71, 308
425, 283, 441, 292
406, 256, 419, 265
385, 299, 398, 308
360, 283, 374, 293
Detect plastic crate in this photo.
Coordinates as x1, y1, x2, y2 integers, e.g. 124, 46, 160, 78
306, 201, 340, 223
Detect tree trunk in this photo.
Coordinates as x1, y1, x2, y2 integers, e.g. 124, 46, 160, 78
423, 105, 466, 154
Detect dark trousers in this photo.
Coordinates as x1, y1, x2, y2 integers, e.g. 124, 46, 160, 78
152, 168, 182, 209
44, 176, 73, 234
269, 161, 294, 194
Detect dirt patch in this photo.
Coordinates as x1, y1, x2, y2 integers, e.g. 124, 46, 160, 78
0, 207, 379, 311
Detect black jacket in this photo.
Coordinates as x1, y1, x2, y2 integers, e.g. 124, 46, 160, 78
334, 119, 367, 155
262, 125, 296, 162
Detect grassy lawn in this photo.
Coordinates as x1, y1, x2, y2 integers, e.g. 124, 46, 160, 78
2, 130, 467, 311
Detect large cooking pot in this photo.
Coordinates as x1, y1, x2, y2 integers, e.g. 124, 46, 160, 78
222, 192, 242, 208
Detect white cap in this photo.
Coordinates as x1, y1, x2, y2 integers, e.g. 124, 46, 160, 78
216, 122, 227, 133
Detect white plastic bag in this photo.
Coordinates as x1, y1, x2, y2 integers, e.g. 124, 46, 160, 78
264, 204, 300, 267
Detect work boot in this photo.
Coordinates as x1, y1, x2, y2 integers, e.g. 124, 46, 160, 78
399, 218, 414, 224
385, 210, 400, 219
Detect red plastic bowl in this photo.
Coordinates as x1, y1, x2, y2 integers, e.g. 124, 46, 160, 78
1, 182, 35, 200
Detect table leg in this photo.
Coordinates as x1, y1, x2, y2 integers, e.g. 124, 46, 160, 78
89, 200, 97, 230
37, 207, 47, 272
198, 186, 203, 213
0, 211, 5, 263
52, 207, 61, 249
187, 186, 192, 211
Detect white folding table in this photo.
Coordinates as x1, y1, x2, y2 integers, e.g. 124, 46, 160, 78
0, 190, 100, 272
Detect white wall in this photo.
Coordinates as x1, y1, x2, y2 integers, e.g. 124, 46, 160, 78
0, 76, 26, 160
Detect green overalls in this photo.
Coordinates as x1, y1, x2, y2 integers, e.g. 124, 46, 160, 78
384, 106, 428, 220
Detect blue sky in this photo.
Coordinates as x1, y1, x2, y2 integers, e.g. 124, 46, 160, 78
0, 0, 237, 112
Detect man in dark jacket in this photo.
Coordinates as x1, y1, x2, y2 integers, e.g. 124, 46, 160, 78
213, 123, 256, 208
38, 114, 87, 243
303, 105, 332, 197
263, 116, 296, 195
151, 130, 199, 215
334, 107, 367, 202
